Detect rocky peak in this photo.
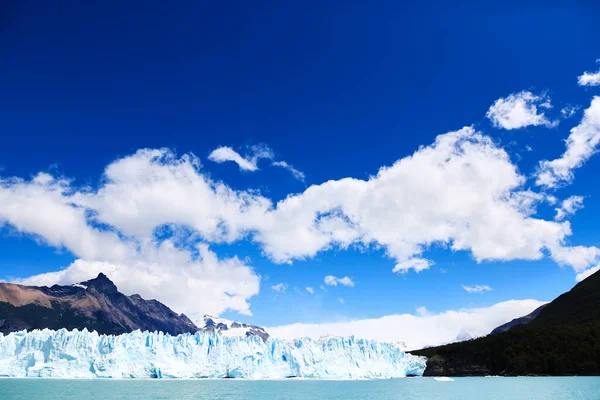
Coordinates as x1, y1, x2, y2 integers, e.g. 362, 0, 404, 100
80, 273, 118, 293
198, 314, 270, 341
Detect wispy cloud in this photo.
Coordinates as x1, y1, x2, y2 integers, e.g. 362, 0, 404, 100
208, 144, 273, 171
462, 284, 493, 294
324, 275, 355, 287
271, 282, 287, 293
536, 97, 600, 188
272, 161, 305, 182
305, 287, 314, 294
561, 105, 579, 119
555, 196, 584, 221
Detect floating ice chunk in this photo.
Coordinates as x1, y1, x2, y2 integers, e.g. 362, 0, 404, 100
434, 377, 455, 381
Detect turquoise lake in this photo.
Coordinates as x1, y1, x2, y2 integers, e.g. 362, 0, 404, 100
1, 377, 599, 400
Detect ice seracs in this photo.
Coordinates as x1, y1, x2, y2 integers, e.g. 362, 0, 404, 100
0, 329, 426, 379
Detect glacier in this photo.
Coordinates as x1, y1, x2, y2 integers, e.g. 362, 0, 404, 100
0, 329, 426, 379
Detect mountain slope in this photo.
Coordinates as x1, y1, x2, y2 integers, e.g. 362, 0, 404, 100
410, 270, 600, 376
0, 273, 198, 335
490, 304, 547, 334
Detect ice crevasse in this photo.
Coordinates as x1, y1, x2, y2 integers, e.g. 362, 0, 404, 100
0, 329, 426, 379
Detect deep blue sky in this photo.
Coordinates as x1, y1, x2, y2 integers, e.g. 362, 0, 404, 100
1, 1, 600, 326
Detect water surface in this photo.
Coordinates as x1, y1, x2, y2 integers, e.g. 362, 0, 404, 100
1, 377, 599, 400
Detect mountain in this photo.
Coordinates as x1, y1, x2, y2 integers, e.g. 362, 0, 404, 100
410, 269, 600, 376
0, 273, 198, 335
198, 315, 270, 341
490, 304, 548, 335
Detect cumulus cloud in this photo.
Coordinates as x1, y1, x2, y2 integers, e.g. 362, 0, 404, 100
486, 91, 557, 130
208, 144, 274, 171
550, 245, 600, 272
462, 284, 493, 294
271, 283, 287, 293
576, 265, 600, 282
324, 275, 355, 287
268, 299, 546, 350
393, 258, 434, 274
0, 152, 262, 317
18, 244, 259, 318
272, 161, 305, 182
305, 287, 314, 294
251, 127, 596, 272
536, 97, 600, 188
1, 122, 598, 316
578, 61, 600, 87
555, 195, 584, 221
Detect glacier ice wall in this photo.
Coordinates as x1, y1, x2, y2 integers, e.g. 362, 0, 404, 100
0, 329, 426, 379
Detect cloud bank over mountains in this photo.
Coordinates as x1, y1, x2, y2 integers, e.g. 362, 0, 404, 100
269, 299, 546, 350
1, 64, 600, 321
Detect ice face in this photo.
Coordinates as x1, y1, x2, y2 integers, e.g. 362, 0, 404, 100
0, 329, 426, 379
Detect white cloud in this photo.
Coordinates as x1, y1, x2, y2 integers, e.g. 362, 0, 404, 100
208, 145, 304, 181
271, 283, 287, 293
555, 195, 584, 221
268, 299, 546, 350
73, 148, 271, 241
393, 258, 434, 274
0, 173, 132, 262
305, 287, 314, 294
561, 106, 578, 119
536, 97, 600, 188
272, 161, 305, 182
324, 275, 355, 287
208, 144, 273, 171
415, 306, 430, 317
1, 122, 598, 317
578, 61, 600, 87
550, 245, 600, 272
0, 158, 261, 318
253, 127, 595, 273
462, 284, 493, 294
17, 243, 259, 318
486, 91, 558, 130
576, 265, 600, 282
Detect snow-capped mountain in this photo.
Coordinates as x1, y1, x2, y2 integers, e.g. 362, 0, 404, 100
198, 315, 270, 341
0, 329, 426, 379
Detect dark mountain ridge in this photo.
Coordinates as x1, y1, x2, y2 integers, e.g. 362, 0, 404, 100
490, 304, 548, 335
0, 273, 198, 335
410, 269, 600, 376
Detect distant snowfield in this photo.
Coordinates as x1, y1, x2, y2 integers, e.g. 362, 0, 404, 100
0, 329, 425, 379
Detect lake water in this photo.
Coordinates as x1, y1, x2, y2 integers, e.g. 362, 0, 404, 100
1, 377, 599, 400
